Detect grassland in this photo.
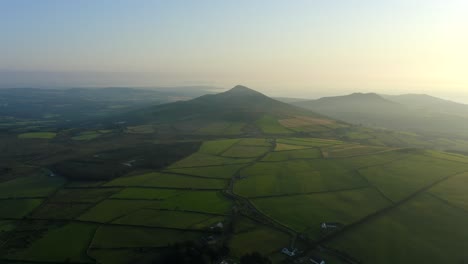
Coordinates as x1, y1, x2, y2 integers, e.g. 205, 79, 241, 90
256, 115, 293, 134
252, 188, 391, 236
167, 153, 254, 168
235, 160, 367, 197
0, 199, 43, 218
104, 172, 227, 189
276, 137, 344, 147
91, 226, 202, 248
72, 130, 103, 141
79, 199, 162, 223
125, 125, 155, 134
113, 209, 224, 229
222, 145, 270, 158
17, 132, 56, 139
262, 148, 322, 161
164, 164, 245, 179
195, 122, 245, 135
358, 154, 468, 202
274, 143, 311, 151
229, 224, 290, 257
327, 194, 468, 263
0, 174, 65, 198
7, 223, 97, 263
322, 144, 390, 158
4, 134, 468, 264
428, 171, 468, 211
158, 190, 232, 214
198, 139, 240, 155
111, 188, 181, 200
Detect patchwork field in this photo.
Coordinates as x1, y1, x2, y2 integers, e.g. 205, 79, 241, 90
104, 171, 227, 189
256, 115, 293, 134
17, 132, 56, 139
327, 194, 468, 263
6, 223, 97, 263
252, 188, 391, 237
0, 174, 65, 198
3, 135, 468, 264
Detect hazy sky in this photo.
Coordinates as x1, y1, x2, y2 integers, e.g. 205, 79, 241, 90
1, 0, 467, 100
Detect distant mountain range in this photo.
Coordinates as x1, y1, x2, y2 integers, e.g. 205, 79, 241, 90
294, 92, 468, 138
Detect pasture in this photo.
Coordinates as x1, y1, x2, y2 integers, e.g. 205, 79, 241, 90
0, 199, 43, 218
327, 193, 468, 263
229, 224, 290, 257
252, 188, 391, 237
113, 209, 224, 230
0, 174, 65, 198
164, 164, 245, 179
262, 148, 322, 161
235, 160, 367, 197
104, 171, 227, 189
17, 132, 56, 139
91, 225, 202, 248
7, 223, 97, 263
358, 153, 468, 202
256, 115, 293, 134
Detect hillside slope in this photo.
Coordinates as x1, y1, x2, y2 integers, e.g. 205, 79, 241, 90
295, 93, 468, 138
119, 85, 345, 136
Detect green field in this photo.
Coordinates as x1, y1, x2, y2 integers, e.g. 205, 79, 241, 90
17, 132, 56, 139
235, 160, 367, 197
111, 188, 181, 200
168, 153, 254, 168
125, 125, 155, 134
164, 164, 245, 179
0, 199, 43, 218
7, 223, 97, 263
91, 226, 202, 248
256, 115, 293, 134
322, 144, 390, 158
428, 171, 468, 211
358, 153, 468, 202
252, 188, 391, 237
72, 131, 102, 141
274, 143, 311, 151
196, 122, 245, 135
0, 174, 65, 198
222, 145, 270, 158
158, 190, 232, 214
328, 194, 468, 263
50, 188, 120, 203
114, 209, 224, 229
262, 148, 322, 161
276, 137, 344, 147
229, 224, 290, 257
198, 139, 240, 155
32, 202, 94, 219
79, 199, 162, 223
104, 172, 227, 189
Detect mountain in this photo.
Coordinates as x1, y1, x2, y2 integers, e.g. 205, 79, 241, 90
118, 85, 343, 135
295, 92, 468, 138
383, 94, 468, 117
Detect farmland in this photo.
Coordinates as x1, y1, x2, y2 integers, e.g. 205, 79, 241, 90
3, 133, 468, 264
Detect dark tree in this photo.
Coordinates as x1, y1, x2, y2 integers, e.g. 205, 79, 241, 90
240, 252, 272, 264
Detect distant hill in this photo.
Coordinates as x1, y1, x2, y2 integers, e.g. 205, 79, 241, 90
119, 85, 344, 136
295, 92, 468, 138
383, 94, 468, 117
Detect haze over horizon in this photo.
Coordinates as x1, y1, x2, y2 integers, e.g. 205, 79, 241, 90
1, 0, 467, 102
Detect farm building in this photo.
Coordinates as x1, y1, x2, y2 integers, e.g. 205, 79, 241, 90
282, 247, 298, 257
309, 255, 326, 264
320, 222, 341, 229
